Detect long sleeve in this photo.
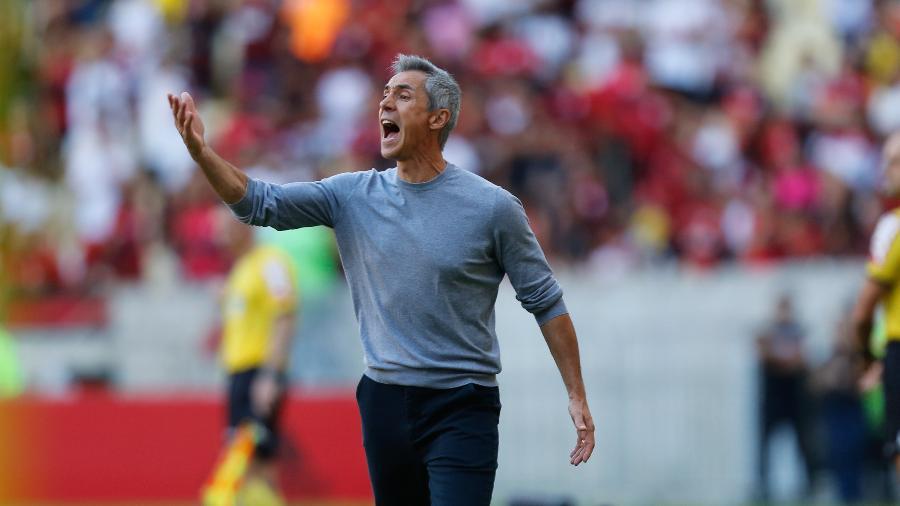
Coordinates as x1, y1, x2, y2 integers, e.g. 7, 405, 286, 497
228, 172, 360, 230
492, 188, 568, 325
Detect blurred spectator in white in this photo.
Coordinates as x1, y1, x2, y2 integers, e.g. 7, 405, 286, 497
720, 196, 757, 258
444, 135, 482, 175
312, 66, 373, 158
867, 82, 900, 137
64, 29, 136, 245
808, 126, 879, 191
513, 10, 577, 81
0, 167, 54, 235
573, 29, 622, 90
575, 0, 639, 32
692, 111, 743, 191
107, 0, 165, 74
137, 57, 194, 193
642, 0, 728, 95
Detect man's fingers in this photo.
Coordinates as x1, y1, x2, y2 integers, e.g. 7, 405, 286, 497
570, 444, 586, 465
579, 437, 595, 463
182, 91, 195, 113
175, 107, 186, 136
168, 94, 180, 126
570, 433, 587, 464
569, 408, 595, 465
176, 99, 186, 126
185, 112, 194, 138
571, 436, 594, 465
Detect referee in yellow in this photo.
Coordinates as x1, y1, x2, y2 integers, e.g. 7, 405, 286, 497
218, 209, 298, 505
854, 132, 900, 483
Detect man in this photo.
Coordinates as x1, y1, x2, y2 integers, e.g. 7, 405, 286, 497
854, 131, 900, 482
170, 53, 594, 505
217, 211, 298, 505
755, 294, 817, 500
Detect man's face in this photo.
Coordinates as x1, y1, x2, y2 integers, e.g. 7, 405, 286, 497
379, 71, 433, 160
884, 135, 900, 196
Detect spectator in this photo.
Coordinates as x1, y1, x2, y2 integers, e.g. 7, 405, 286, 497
814, 309, 867, 503
756, 293, 819, 502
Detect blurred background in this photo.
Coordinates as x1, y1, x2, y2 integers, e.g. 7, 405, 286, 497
1, 0, 899, 504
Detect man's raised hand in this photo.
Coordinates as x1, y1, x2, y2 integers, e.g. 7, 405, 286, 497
168, 92, 206, 160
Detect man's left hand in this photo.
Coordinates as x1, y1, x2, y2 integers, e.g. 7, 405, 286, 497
568, 397, 595, 466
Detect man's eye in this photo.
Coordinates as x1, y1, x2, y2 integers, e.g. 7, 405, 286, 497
400, 94, 410, 100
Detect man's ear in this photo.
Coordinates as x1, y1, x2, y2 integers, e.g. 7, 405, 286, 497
429, 109, 450, 131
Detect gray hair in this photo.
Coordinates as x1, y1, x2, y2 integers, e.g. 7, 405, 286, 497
391, 54, 461, 150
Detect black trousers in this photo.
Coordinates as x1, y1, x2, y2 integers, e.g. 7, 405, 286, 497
356, 374, 501, 506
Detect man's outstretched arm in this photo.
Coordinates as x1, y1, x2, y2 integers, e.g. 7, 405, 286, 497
540, 313, 595, 466
168, 92, 247, 204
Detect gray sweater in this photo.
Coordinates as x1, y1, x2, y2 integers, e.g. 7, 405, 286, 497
229, 163, 567, 388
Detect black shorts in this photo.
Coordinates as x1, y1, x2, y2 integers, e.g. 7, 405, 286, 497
227, 367, 285, 460
883, 342, 900, 457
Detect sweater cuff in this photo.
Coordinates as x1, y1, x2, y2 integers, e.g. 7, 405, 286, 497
227, 178, 257, 222
534, 297, 568, 326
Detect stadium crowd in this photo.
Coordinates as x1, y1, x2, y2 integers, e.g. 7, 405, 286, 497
1, 0, 899, 297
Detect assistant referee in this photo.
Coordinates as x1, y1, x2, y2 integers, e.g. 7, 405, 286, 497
854, 132, 900, 482
218, 211, 297, 504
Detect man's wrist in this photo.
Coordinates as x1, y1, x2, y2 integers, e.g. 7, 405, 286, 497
192, 144, 211, 164
568, 390, 587, 402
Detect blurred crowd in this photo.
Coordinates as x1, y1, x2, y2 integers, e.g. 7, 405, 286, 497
3, 0, 900, 299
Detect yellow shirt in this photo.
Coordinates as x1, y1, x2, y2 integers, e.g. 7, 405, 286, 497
221, 245, 298, 373
867, 208, 900, 341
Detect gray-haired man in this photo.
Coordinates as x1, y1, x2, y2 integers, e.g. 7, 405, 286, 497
169, 54, 595, 505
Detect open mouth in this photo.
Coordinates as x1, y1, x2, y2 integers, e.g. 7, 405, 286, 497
381, 119, 400, 142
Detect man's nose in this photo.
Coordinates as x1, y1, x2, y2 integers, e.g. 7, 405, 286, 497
380, 94, 394, 110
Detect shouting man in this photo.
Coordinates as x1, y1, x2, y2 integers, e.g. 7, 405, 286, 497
169, 54, 595, 506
